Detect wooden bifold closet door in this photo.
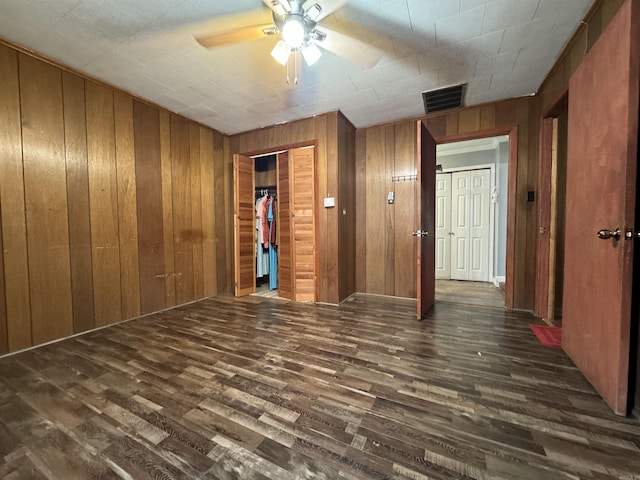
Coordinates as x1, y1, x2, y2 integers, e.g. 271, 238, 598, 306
277, 151, 292, 300
233, 147, 316, 302
233, 154, 255, 296
289, 146, 316, 302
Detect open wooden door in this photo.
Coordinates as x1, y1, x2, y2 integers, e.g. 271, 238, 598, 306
563, 0, 639, 415
233, 154, 256, 296
416, 120, 437, 319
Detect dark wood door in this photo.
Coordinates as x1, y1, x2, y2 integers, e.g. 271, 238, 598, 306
416, 120, 436, 319
233, 153, 255, 296
563, 0, 639, 415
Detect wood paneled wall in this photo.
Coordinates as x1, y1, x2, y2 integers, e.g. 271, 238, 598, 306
538, 0, 625, 112
338, 114, 357, 301
356, 121, 419, 298
0, 43, 229, 355
229, 111, 357, 305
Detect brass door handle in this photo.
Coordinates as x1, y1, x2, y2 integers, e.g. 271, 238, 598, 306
597, 228, 621, 240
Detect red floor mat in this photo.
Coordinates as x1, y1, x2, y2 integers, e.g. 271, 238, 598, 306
529, 324, 562, 348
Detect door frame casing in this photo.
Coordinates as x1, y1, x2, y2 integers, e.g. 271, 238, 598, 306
233, 142, 319, 301
535, 91, 568, 322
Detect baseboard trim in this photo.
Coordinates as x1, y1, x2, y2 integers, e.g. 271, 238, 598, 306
493, 276, 506, 287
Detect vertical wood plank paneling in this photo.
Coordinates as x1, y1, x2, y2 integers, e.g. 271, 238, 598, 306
338, 114, 356, 301
171, 115, 194, 304
189, 123, 204, 300
524, 101, 540, 310
223, 136, 233, 293
384, 126, 396, 296
393, 122, 416, 298
159, 111, 176, 306
445, 113, 459, 135
513, 100, 530, 308
133, 100, 166, 314
355, 130, 367, 293
0, 201, 7, 354
200, 127, 217, 298
62, 71, 95, 335
458, 107, 481, 134
114, 92, 141, 319
86, 81, 123, 327
0, 44, 31, 351
325, 114, 339, 304
214, 132, 227, 293
480, 105, 496, 130
495, 100, 517, 126
425, 115, 446, 138
315, 117, 330, 303
365, 127, 386, 294
19, 54, 74, 345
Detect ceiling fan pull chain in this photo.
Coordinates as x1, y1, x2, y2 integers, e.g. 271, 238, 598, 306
294, 51, 299, 85
286, 57, 290, 84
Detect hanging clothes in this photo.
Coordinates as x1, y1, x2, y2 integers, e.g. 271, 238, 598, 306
268, 197, 278, 290
256, 194, 269, 277
260, 194, 270, 249
270, 197, 277, 246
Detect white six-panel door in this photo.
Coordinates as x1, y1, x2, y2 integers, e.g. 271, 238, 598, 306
437, 169, 491, 282
435, 173, 452, 279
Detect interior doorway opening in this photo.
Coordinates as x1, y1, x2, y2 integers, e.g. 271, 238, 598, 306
434, 135, 508, 308
535, 95, 569, 326
253, 153, 279, 299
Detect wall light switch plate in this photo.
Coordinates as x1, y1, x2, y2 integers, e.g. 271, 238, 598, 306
324, 197, 335, 208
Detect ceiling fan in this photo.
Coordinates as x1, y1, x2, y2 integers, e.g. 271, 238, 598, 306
194, 0, 382, 69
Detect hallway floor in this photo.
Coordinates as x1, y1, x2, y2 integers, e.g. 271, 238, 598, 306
436, 279, 505, 308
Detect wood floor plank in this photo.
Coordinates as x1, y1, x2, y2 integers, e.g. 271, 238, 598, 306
0, 294, 639, 479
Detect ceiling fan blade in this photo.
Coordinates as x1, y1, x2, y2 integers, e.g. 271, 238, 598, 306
316, 25, 383, 69
262, 0, 290, 15
303, 0, 347, 21
195, 24, 276, 48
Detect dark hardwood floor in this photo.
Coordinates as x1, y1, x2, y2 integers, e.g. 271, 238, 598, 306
1, 294, 639, 479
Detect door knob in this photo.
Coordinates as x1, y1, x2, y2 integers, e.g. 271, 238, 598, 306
597, 228, 621, 240
625, 228, 640, 240
412, 230, 429, 237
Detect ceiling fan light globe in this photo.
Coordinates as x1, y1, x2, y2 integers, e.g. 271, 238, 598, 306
302, 42, 322, 66
282, 15, 305, 48
271, 40, 291, 65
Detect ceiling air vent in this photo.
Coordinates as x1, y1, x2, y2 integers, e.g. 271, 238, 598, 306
422, 84, 466, 114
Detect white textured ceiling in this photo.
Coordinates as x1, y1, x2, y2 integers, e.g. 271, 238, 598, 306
0, 0, 595, 135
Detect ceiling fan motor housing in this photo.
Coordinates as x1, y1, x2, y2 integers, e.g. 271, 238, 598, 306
272, 1, 322, 50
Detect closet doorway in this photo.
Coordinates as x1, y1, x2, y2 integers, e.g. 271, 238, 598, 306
233, 146, 317, 302
436, 168, 492, 281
